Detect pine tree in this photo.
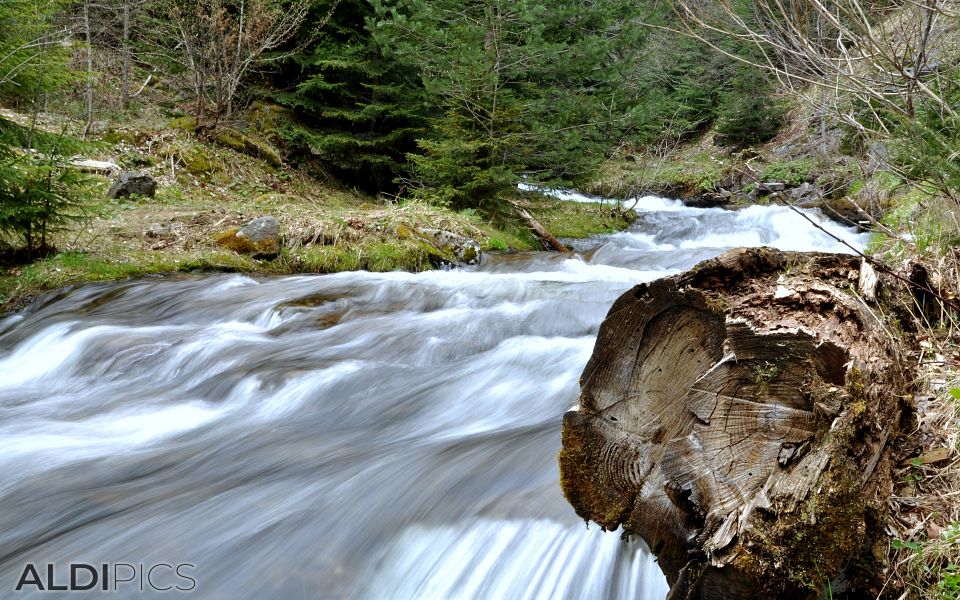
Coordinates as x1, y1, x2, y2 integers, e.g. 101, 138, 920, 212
0, 124, 93, 257
384, 0, 639, 209
275, 0, 428, 192
0, 1, 90, 258
0, 0, 71, 105
715, 64, 786, 148
617, 1, 785, 149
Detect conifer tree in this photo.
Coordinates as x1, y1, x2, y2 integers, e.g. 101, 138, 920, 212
275, 0, 427, 192
384, 0, 639, 208
0, 0, 71, 104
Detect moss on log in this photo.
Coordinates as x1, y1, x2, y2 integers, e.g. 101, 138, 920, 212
559, 247, 912, 599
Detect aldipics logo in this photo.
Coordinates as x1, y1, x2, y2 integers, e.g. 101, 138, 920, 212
14, 563, 196, 593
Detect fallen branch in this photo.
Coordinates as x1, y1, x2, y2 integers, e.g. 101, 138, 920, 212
509, 202, 569, 252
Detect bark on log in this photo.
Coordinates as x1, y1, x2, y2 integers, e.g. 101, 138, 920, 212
559, 247, 912, 599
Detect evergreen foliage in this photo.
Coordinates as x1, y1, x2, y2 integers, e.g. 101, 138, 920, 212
275, 0, 427, 192
382, 0, 640, 208
715, 64, 787, 148
624, 2, 785, 148
272, 0, 785, 205
0, 125, 94, 256
0, 0, 71, 105
0, 1, 90, 258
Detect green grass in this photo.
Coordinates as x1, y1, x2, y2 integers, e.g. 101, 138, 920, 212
867, 185, 960, 258
519, 195, 635, 239
0, 113, 638, 315
297, 240, 431, 273
0, 249, 258, 310
894, 518, 960, 599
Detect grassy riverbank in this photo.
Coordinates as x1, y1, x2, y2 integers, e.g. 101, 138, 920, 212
0, 120, 634, 314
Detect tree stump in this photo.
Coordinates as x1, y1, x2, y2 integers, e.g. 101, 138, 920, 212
559, 247, 912, 599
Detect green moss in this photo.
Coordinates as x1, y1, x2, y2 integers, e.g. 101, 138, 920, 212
460, 244, 478, 263
213, 127, 283, 168
168, 116, 198, 132
733, 367, 876, 596
558, 420, 634, 531
847, 367, 867, 417
157, 140, 220, 176
244, 102, 285, 135
180, 144, 218, 175
701, 291, 729, 314
393, 223, 458, 263
737, 454, 866, 595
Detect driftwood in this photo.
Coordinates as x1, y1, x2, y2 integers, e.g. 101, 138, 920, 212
559, 247, 912, 599
510, 202, 569, 252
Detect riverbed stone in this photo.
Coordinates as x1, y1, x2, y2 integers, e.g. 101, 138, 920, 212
107, 171, 157, 199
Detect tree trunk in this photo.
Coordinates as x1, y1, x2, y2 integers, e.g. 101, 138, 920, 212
559, 248, 912, 599
121, 0, 131, 111
82, 0, 94, 137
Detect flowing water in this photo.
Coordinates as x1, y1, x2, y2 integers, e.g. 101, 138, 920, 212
0, 195, 866, 599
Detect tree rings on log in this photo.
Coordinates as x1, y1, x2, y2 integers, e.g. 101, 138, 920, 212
559, 247, 911, 599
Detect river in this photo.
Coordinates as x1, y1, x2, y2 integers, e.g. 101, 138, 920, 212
0, 194, 865, 599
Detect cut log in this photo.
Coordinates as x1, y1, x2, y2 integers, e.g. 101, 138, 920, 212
559, 247, 912, 599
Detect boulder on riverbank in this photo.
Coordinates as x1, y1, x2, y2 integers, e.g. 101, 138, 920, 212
417, 228, 482, 264
214, 215, 281, 258
396, 224, 482, 266
559, 247, 913, 599
107, 171, 157, 199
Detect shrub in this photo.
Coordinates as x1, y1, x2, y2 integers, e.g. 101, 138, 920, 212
0, 135, 94, 257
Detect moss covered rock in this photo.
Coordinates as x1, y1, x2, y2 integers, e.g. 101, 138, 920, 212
396, 225, 482, 265
214, 216, 281, 259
